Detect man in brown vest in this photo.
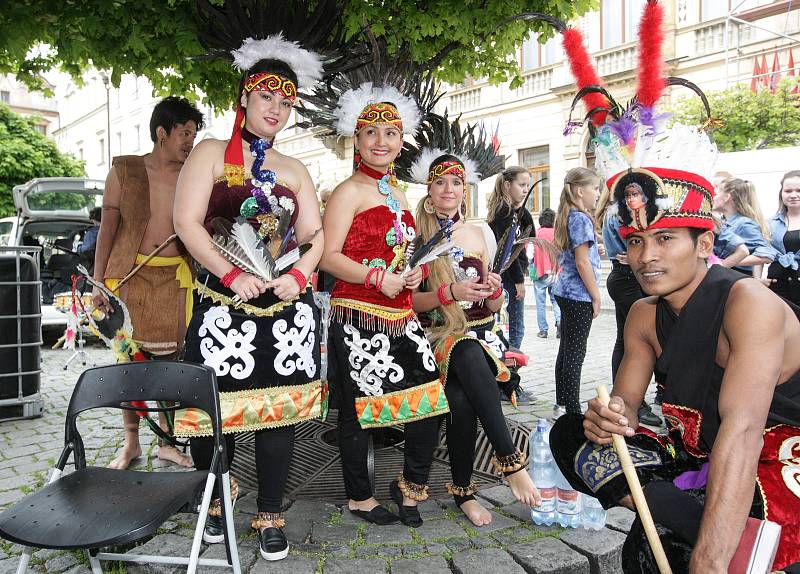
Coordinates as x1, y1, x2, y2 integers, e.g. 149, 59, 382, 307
92, 97, 204, 469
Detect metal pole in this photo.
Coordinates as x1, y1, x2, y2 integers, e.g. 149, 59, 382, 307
102, 73, 111, 166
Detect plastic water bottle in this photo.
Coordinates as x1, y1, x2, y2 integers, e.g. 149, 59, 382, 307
529, 419, 557, 526
554, 460, 582, 528
582, 495, 607, 530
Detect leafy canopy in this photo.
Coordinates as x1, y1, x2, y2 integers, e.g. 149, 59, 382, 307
0, 0, 594, 110
669, 79, 800, 152
0, 105, 85, 217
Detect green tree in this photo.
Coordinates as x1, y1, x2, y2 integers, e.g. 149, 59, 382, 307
669, 79, 800, 152
0, 105, 85, 217
0, 0, 594, 110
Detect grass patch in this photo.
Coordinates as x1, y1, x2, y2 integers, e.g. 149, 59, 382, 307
441, 506, 460, 520
462, 525, 479, 538
326, 510, 342, 525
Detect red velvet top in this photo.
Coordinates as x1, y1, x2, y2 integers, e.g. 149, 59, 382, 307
204, 176, 300, 236
331, 205, 416, 311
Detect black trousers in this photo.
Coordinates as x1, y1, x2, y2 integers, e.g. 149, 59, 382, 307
445, 340, 516, 497
335, 365, 440, 502
554, 296, 594, 414
768, 262, 800, 307
191, 426, 295, 513
605, 262, 645, 380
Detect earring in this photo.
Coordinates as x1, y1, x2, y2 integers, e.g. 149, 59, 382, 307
423, 196, 436, 214
460, 198, 468, 217
160, 139, 165, 147
389, 161, 398, 187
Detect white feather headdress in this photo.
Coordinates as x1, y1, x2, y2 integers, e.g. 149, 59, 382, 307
333, 82, 421, 137
408, 147, 482, 186
232, 34, 323, 91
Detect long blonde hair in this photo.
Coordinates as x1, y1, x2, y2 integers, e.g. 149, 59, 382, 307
487, 166, 529, 224
722, 178, 770, 240
554, 167, 600, 252
415, 197, 468, 346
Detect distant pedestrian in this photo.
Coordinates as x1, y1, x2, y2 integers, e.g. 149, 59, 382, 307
530, 208, 560, 338
552, 167, 601, 418
487, 167, 534, 351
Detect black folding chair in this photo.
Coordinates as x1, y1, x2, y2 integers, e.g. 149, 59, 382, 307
0, 362, 241, 574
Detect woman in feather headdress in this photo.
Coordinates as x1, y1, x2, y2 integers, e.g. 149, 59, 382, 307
311, 49, 449, 526
171, 0, 355, 561
401, 117, 542, 526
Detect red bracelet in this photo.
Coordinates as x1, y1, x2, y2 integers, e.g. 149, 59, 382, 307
488, 286, 503, 300
375, 268, 386, 292
364, 267, 378, 289
287, 268, 307, 290
437, 283, 454, 306
221, 266, 243, 288
420, 263, 430, 280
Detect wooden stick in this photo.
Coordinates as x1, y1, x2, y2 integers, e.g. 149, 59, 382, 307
113, 234, 178, 292
596, 385, 673, 574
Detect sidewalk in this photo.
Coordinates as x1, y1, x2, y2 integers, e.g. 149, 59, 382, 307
0, 305, 637, 574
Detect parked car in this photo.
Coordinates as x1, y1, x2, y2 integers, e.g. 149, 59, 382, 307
8, 178, 104, 326
0, 216, 18, 246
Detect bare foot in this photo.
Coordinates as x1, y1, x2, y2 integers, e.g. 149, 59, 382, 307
506, 470, 542, 507
108, 444, 142, 470
349, 497, 381, 512
459, 499, 492, 527
157, 444, 194, 468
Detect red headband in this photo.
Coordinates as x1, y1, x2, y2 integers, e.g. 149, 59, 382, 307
244, 72, 297, 103
427, 160, 466, 185
356, 102, 403, 133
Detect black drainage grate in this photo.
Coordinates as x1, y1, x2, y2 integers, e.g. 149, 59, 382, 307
230, 410, 531, 503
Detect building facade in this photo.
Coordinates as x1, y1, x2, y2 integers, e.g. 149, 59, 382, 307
0, 74, 59, 136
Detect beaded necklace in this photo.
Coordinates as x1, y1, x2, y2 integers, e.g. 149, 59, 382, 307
358, 163, 403, 242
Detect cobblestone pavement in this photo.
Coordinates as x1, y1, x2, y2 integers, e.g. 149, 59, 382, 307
0, 303, 644, 574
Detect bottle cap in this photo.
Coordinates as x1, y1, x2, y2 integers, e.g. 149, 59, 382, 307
537, 418, 548, 432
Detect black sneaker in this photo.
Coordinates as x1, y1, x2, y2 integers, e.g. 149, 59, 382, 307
203, 501, 225, 544
638, 402, 663, 426
537, 330, 548, 338
556, 323, 561, 338
259, 527, 289, 561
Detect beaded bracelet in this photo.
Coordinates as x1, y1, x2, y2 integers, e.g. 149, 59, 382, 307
364, 267, 378, 289
488, 286, 503, 300
420, 263, 430, 281
221, 266, 243, 288
287, 268, 307, 290
437, 283, 454, 306
375, 268, 386, 292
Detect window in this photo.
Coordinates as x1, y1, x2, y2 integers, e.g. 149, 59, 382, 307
625, 0, 647, 42
521, 33, 563, 71
0, 90, 9, 104
701, 0, 729, 20
77, 140, 84, 161
116, 131, 122, 155
98, 137, 106, 165
601, 0, 623, 48
519, 145, 550, 212
133, 124, 140, 151
35, 124, 46, 135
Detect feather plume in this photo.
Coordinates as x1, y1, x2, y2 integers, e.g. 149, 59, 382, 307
492, 216, 520, 274
274, 227, 320, 271
232, 34, 323, 90
636, 1, 666, 108
268, 209, 293, 259
408, 240, 455, 268
562, 28, 609, 126
407, 223, 452, 269
334, 82, 421, 136
212, 219, 275, 280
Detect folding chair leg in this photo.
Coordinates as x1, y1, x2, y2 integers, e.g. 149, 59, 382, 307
15, 547, 32, 574
220, 472, 242, 574
188, 473, 217, 574
87, 551, 102, 574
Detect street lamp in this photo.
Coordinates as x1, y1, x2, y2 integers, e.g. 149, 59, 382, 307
99, 72, 111, 166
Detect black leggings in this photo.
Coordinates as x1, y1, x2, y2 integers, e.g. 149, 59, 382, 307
605, 264, 644, 380
191, 425, 295, 513
554, 296, 594, 414
445, 340, 516, 501
336, 366, 439, 502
